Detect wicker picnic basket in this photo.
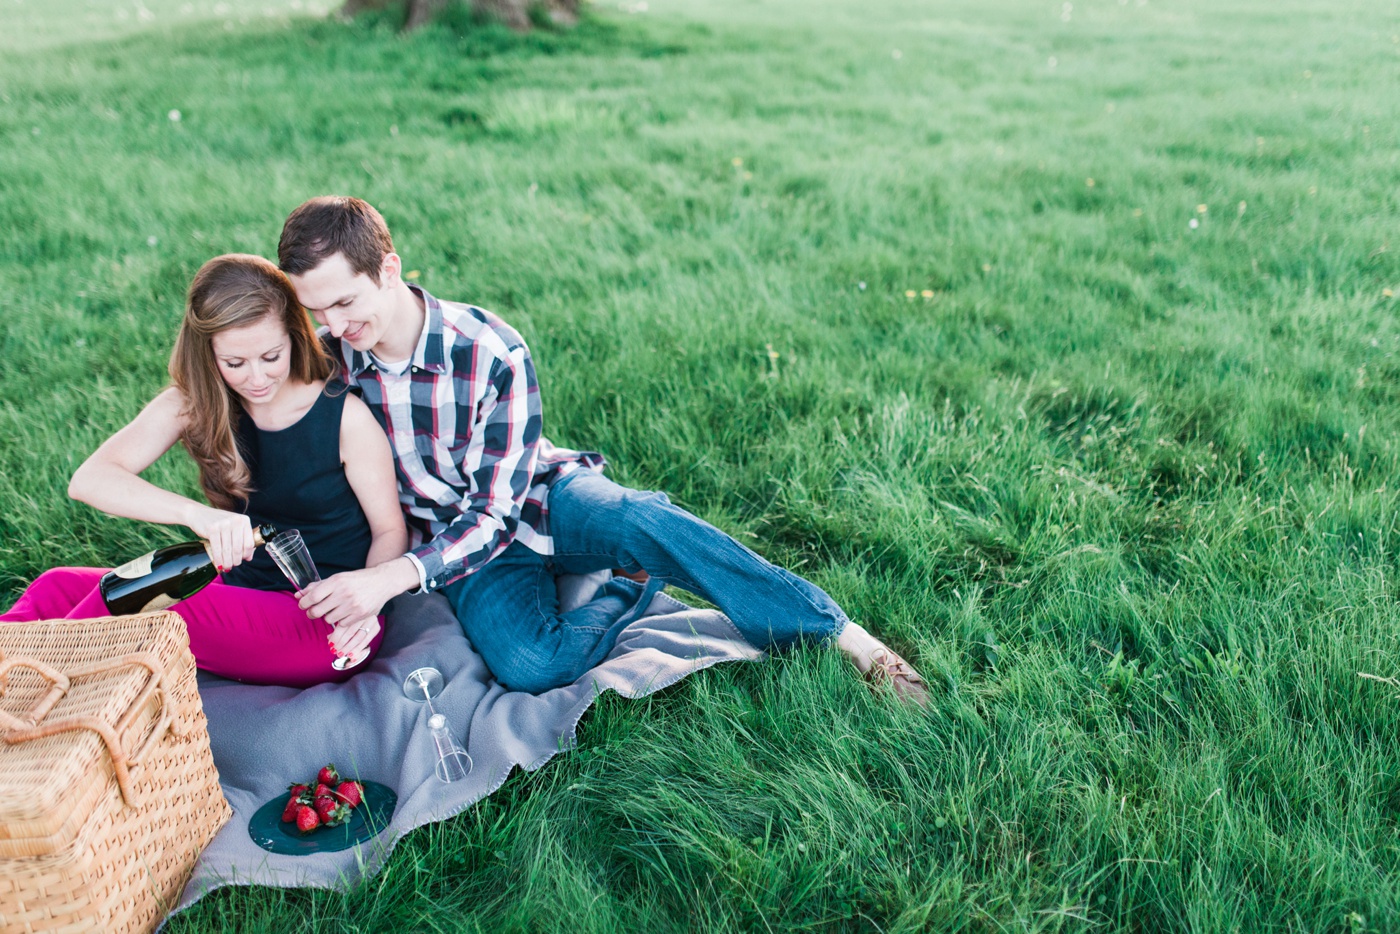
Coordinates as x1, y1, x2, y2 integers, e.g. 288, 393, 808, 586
0, 612, 231, 934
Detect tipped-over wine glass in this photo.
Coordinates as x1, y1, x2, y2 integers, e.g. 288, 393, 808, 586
403, 667, 472, 782
266, 529, 366, 671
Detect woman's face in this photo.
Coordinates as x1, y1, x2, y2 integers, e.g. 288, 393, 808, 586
210, 314, 294, 407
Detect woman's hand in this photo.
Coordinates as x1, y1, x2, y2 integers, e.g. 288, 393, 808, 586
328, 615, 381, 662
184, 506, 257, 573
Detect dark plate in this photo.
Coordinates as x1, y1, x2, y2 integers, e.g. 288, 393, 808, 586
248, 780, 397, 855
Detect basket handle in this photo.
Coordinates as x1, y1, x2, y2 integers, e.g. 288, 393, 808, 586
0, 653, 71, 724
0, 651, 183, 808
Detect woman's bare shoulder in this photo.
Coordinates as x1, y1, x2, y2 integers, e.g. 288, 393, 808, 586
144, 386, 192, 423
338, 389, 373, 417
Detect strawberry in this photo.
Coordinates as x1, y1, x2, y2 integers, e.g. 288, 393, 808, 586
281, 794, 302, 823
315, 783, 333, 799
317, 764, 340, 786
317, 797, 351, 826
334, 781, 363, 809
295, 805, 321, 833
314, 795, 339, 822
287, 782, 310, 798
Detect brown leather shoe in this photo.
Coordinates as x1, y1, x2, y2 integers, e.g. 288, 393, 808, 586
864, 646, 931, 707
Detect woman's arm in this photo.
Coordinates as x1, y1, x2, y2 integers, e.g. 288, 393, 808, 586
327, 393, 410, 659
339, 393, 409, 569
68, 387, 258, 571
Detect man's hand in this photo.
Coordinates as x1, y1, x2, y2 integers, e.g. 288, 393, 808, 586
298, 558, 419, 627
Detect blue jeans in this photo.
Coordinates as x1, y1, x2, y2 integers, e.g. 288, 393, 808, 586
443, 471, 850, 693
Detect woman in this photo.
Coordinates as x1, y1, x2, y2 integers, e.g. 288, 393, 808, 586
0, 254, 407, 688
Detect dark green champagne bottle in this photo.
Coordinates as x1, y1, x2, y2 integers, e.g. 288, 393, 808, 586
99, 523, 278, 615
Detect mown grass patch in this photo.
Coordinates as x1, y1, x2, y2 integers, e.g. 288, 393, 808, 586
2, 0, 1398, 929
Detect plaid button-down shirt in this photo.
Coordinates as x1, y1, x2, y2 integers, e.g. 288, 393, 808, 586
325, 285, 604, 592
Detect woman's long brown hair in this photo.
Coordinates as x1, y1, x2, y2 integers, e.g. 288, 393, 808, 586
169, 254, 332, 510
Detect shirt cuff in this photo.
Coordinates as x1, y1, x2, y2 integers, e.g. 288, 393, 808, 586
409, 544, 455, 592
403, 552, 430, 594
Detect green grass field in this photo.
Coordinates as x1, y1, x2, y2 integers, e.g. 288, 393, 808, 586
2, 0, 1399, 929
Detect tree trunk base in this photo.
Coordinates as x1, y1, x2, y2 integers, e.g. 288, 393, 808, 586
473, 0, 531, 31
338, 0, 395, 19
404, 0, 448, 29
543, 0, 578, 26
340, 0, 578, 32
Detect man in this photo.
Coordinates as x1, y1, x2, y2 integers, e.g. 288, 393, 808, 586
279, 196, 928, 704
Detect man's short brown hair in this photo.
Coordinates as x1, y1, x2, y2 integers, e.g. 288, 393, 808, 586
277, 196, 395, 283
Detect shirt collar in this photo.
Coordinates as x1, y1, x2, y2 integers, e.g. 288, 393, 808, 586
413, 285, 448, 374
345, 283, 447, 377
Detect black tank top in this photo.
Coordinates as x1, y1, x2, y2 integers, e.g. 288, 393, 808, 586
222, 383, 374, 592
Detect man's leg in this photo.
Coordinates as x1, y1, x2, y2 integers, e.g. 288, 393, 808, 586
546, 470, 930, 705
444, 540, 660, 694
546, 471, 849, 650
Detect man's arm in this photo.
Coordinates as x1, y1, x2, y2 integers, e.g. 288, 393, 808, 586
408, 345, 540, 589
299, 341, 542, 626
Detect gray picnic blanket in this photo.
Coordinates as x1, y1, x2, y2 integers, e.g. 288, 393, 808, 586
168, 574, 761, 918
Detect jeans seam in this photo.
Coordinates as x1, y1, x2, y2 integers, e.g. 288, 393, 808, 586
555, 549, 843, 636
534, 564, 555, 629
549, 550, 624, 561
553, 553, 704, 602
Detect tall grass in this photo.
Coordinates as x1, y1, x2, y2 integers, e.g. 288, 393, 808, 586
1, 0, 1398, 929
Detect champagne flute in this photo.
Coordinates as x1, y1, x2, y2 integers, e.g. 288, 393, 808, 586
266, 529, 367, 671
403, 667, 472, 782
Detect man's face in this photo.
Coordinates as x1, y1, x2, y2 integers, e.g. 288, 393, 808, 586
288, 251, 399, 355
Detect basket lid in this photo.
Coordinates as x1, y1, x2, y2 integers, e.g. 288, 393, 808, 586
0, 614, 186, 858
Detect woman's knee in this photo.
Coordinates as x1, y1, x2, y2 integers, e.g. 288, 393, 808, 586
33, 567, 104, 588
25, 567, 105, 606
